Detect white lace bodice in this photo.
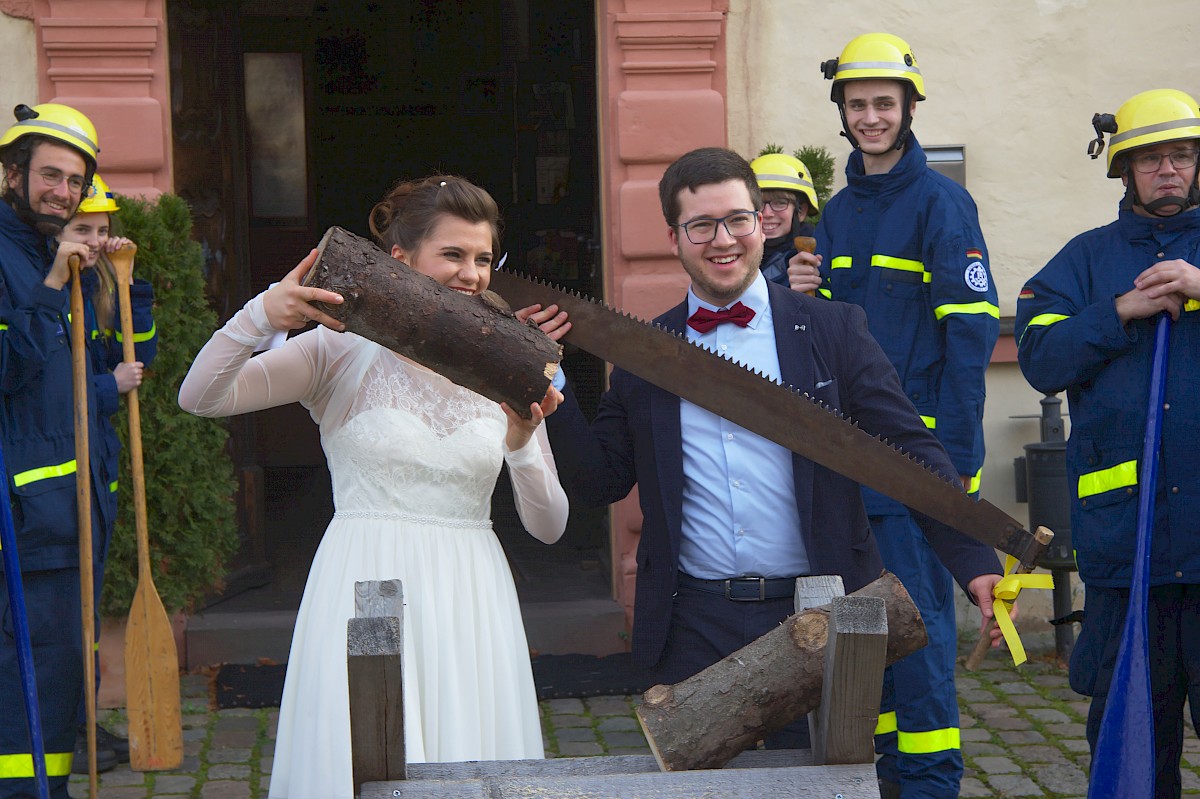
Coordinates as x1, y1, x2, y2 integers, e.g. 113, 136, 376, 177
179, 294, 567, 539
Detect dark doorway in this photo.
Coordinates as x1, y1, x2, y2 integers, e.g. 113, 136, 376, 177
169, 1, 608, 620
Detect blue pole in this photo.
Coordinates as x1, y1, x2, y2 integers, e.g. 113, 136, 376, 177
0, 441, 52, 799
1087, 315, 1170, 799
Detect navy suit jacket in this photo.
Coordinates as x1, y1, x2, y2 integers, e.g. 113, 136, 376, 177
545, 280, 1001, 669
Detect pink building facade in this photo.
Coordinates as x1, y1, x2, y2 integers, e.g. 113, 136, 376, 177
5, 0, 735, 634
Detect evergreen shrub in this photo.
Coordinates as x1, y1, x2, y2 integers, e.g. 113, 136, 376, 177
100, 193, 239, 617
756, 143, 837, 220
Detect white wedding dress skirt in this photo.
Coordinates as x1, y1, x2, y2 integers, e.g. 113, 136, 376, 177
268, 381, 544, 797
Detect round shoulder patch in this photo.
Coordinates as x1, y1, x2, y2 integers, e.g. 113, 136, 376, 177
964, 261, 989, 293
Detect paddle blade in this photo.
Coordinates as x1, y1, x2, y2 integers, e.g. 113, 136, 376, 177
1087, 615, 1154, 798
124, 579, 183, 770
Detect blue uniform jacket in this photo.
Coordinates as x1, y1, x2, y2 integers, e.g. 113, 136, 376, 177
1014, 206, 1200, 588
759, 220, 816, 288
0, 201, 113, 572
545, 281, 1001, 668
82, 268, 156, 527
816, 138, 998, 511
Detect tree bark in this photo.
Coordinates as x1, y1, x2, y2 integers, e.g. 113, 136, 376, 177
636, 571, 926, 772
304, 226, 562, 418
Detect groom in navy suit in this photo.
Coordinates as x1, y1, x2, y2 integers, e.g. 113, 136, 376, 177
528, 147, 1003, 746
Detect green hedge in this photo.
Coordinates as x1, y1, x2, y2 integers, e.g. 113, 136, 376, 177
756, 143, 837, 220
100, 193, 239, 617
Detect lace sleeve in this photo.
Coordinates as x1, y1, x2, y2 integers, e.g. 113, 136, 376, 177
504, 425, 568, 544
178, 294, 323, 418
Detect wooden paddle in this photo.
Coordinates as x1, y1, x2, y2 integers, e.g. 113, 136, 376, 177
111, 244, 183, 770
68, 254, 100, 799
793, 236, 818, 297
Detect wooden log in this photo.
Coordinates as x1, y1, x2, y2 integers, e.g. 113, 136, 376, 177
348, 579, 406, 790
303, 226, 562, 418
812, 596, 888, 765
636, 571, 926, 772
364, 763, 881, 799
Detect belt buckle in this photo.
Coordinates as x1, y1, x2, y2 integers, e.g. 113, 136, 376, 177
725, 576, 766, 601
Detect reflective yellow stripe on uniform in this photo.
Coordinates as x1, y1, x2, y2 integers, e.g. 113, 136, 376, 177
934, 301, 1000, 320
1078, 460, 1138, 499
116, 322, 156, 344
818, 288, 833, 299
830, 256, 853, 270
873, 712, 960, 753
872, 254, 931, 283
0, 751, 74, 778
966, 466, 982, 494
110, 480, 119, 493
898, 727, 961, 754
1018, 313, 1069, 346
13, 460, 77, 488
920, 415, 936, 429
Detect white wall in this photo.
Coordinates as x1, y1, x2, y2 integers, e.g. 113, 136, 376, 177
0, 12, 38, 128
722, 0, 1200, 636
727, 0, 1200, 314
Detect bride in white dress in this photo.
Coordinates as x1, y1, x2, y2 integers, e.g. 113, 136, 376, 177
178, 176, 568, 798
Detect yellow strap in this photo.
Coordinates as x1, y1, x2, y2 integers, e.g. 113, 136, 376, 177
115, 321, 157, 344
1185, 299, 1199, 313
12, 459, 76, 488
0, 751, 73, 778
993, 554, 1055, 666
1077, 460, 1137, 499
871, 254, 931, 283
934, 301, 1000, 320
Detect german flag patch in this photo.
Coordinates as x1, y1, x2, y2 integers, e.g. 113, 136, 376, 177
1019, 286, 1035, 300
966, 248, 983, 261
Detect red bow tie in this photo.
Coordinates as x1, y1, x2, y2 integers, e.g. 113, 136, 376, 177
687, 301, 756, 333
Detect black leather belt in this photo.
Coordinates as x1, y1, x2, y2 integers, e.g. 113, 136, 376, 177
677, 572, 797, 601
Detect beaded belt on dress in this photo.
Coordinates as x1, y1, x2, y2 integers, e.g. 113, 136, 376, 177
333, 510, 491, 529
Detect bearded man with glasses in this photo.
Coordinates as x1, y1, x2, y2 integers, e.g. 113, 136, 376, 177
1016, 89, 1200, 799
0, 102, 112, 798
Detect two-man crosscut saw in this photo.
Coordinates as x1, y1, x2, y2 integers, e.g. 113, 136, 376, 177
490, 268, 1047, 570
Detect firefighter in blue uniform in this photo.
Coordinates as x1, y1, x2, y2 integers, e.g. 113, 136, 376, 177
791, 33, 1000, 798
0, 102, 111, 798
1015, 88, 1200, 799
749, 152, 819, 288
59, 173, 157, 772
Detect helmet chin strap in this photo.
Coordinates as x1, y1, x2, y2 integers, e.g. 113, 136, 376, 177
11, 166, 70, 234
1123, 172, 1200, 218
836, 84, 914, 152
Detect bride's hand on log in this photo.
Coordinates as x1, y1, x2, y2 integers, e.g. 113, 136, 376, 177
502, 385, 564, 451
968, 573, 1010, 648
263, 249, 345, 332
515, 303, 572, 342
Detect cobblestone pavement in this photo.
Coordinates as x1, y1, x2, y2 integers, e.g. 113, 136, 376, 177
69, 631, 1199, 798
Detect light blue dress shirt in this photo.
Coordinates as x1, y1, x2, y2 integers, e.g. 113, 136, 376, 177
549, 273, 809, 579
676, 273, 808, 579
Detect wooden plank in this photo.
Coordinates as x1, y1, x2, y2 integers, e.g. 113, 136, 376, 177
405, 749, 812, 781
349, 580, 406, 790
364, 763, 881, 798
795, 574, 846, 757
812, 596, 888, 766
